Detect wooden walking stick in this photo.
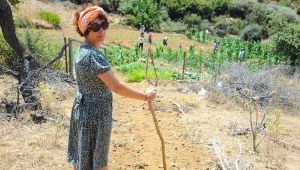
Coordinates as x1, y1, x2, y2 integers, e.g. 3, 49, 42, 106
146, 48, 167, 170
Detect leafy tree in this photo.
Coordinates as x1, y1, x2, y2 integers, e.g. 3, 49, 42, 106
273, 23, 300, 66
126, 0, 160, 30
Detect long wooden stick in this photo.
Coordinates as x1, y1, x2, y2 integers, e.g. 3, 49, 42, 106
146, 49, 167, 170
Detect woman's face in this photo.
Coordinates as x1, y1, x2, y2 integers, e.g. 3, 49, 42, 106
87, 18, 107, 44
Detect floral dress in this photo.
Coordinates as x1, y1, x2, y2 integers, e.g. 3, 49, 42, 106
67, 44, 112, 170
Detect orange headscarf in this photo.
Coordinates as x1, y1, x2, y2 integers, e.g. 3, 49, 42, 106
78, 6, 107, 34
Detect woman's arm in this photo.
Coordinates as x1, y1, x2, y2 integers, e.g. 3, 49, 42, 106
98, 70, 156, 101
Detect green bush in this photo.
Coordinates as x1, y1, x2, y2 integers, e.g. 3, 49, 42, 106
38, 11, 61, 27
229, 0, 257, 19
21, 29, 64, 70
265, 3, 299, 23
272, 23, 300, 66
165, 0, 213, 20
126, 0, 160, 30
240, 24, 263, 41
246, 3, 271, 25
160, 20, 187, 33
212, 0, 233, 16
117, 0, 136, 14
266, 13, 288, 36
214, 16, 246, 35
183, 13, 202, 26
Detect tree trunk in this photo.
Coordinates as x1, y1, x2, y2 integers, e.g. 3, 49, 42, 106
0, 0, 39, 108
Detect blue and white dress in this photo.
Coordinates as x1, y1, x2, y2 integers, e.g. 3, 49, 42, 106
67, 43, 112, 170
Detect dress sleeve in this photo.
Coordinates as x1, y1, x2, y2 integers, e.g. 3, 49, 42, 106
89, 53, 111, 75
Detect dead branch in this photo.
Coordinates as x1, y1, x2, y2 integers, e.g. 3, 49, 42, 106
42, 42, 70, 69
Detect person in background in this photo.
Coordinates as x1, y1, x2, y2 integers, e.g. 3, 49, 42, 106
163, 37, 168, 47
138, 36, 144, 50
213, 41, 219, 53
239, 48, 245, 63
139, 24, 145, 37
68, 6, 156, 170
148, 31, 152, 44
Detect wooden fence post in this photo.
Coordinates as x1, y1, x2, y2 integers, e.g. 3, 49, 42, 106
68, 38, 74, 80
64, 37, 68, 74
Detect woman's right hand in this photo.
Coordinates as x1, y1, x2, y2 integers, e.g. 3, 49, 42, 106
144, 86, 157, 101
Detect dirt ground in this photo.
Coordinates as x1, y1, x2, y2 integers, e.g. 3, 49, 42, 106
1, 73, 300, 170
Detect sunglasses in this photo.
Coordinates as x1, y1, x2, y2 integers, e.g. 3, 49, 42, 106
89, 22, 109, 32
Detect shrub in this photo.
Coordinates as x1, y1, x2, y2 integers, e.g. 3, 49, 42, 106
265, 3, 299, 23
246, 3, 271, 25
183, 13, 202, 26
160, 20, 187, 33
214, 16, 246, 35
126, 0, 160, 30
117, 0, 136, 15
212, 0, 233, 16
266, 13, 288, 36
272, 23, 300, 66
229, 0, 257, 19
38, 11, 61, 27
21, 29, 64, 70
165, 0, 213, 20
240, 24, 263, 41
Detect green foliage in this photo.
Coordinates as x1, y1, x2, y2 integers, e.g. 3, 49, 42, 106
264, 3, 299, 23
229, 0, 257, 19
0, 33, 21, 69
240, 24, 263, 42
116, 62, 179, 82
160, 20, 187, 33
266, 13, 288, 36
106, 45, 143, 66
216, 36, 283, 65
215, 16, 247, 35
183, 14, 202, 26
212, 0, 233, 16
38, 11, 61, 27
21, 29, 64, 70
272, 23, 300, 66
118, 0, 136, 14
246, 3, 270, 25
165, 0, 213, 20
125, 0, 160, 30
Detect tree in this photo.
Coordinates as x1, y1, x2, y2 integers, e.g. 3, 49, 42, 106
0, 0, 39, 107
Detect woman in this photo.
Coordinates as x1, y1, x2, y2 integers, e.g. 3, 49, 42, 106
67, 6, 156, 170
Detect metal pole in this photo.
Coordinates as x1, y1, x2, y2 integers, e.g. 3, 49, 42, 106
68, 38, 74, 80
64, 37, 68, 74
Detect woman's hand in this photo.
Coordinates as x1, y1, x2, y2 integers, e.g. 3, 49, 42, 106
144, 86, 157, 101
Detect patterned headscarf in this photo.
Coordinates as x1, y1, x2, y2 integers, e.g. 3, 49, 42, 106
78, 6, 107, 34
